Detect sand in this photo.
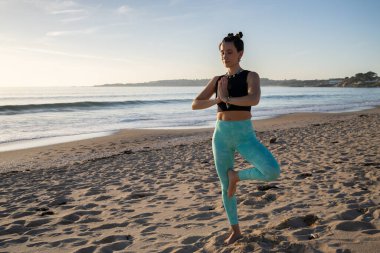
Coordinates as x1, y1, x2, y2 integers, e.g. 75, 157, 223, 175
0, 107, 379, 253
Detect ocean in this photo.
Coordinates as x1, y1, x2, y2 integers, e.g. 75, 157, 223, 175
0, 85, 379, 152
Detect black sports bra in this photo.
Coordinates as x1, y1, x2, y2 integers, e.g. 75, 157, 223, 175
215, 70, 251, 112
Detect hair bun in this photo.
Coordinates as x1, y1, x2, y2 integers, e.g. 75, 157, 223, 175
235, 32, 243, 39
220, 32, 244, 51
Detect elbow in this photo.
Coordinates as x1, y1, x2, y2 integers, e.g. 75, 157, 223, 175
191, 100, 198, 110
251, 97, 260, 106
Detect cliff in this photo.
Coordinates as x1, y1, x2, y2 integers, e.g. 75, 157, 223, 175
96, 71, 380, 87
337, 71, 380, 87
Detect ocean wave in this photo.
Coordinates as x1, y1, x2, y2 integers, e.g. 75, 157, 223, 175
121, 117, 155, 123
262, 94, 329, 99
0, 99, 193, 115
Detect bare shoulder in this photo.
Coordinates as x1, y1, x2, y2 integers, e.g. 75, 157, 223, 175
206, 75, 223, 90
247, 71, 260, 84
246, 71, 260, 96
210, 75, 221, 87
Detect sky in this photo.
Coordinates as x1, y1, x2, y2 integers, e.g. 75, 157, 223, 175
0, 0, 379, 87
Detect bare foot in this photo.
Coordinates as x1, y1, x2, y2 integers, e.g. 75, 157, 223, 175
228, 169, 239, 197
224, 228, 233, 240
224, 232, 243, 245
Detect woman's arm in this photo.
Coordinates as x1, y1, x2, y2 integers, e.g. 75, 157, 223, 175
222, 71, 261, 106
192, 76, 221, 110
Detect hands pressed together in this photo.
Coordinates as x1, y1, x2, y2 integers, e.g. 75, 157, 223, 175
217, 76, 230, 104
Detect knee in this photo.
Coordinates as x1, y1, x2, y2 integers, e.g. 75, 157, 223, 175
265, 165, 281, 181
221, 186, 228, 195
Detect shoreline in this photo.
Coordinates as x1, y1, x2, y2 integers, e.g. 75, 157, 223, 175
0, 131, 116, 153
0, 105, 379, 154
1, 106, 379, 174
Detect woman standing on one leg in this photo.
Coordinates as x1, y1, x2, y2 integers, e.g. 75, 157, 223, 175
192, 32, 281, 245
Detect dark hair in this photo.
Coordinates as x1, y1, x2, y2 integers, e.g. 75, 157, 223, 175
219, 32, 244, 52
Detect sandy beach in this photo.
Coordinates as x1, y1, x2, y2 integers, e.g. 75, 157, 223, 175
0, 107, 379, 252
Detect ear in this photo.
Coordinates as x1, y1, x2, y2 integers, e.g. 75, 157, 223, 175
238, 50, 244, 61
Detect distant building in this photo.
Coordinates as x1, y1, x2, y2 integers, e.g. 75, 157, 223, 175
328, 79, 342, 85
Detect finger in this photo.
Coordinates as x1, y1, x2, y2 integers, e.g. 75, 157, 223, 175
217, 83, 223, 97
221, 80, 226, 89
218, 89, 225, 100
221, 79, 228, 91
224, 78, 229, 88
221, 76, 228, 85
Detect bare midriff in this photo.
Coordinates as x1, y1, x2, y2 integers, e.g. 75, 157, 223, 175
217, 111, 252, 121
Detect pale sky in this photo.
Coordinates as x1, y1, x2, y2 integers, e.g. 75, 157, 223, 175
1, 0, 379, 87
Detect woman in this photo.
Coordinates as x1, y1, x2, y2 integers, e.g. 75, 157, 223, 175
192, 32, 281, 245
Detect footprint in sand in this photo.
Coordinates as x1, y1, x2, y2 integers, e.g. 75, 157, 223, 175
257, 184, 279, 191
173, 223, 205, 230
58, 210, 102, 225
296, 173, 313, 179
77, 217, 103, 224
127, 191, 155, 200
93, 234, 133, 245
131, 212, 155, 219
262, 193, 277, 202
152, 195, 168, 201
83, 234, 133, 253
49, 196, 71, 206
332, 209, 363, 220
24, 227, 55, 236
73, 245, 97, 253
140, 224, 162, 234
0, 236, 29, 247
98, 241, 131, 252
84, 187, 104, 196
186, 212, 220, 221
89, 221, 130, 232
94, 195, 112, 201
170, 245, 199, 252
277, 214, 319, 229
48, 238, 88, 248
74, 203, 98, 210
333, 221, 376, 231
272, 205, 292, 214
292, 228, 319, 241
181, 236, 202, 244
25, 218, 52, 228
74, 236, 133, 253
10, 211, 35, 219
361, 229, 380, 235
197, 205, 215, 211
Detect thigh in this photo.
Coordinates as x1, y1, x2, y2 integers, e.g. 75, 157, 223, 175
212, 131, 235, 185
236, 133, 278, 170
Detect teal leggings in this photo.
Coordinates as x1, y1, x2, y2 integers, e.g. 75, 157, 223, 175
212, 119, 280, 225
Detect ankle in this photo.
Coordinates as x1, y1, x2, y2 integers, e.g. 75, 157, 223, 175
231, 224, 241, 233
235, 170, 240, 182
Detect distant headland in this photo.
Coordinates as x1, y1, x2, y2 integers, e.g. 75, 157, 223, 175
96, 71, 380, 88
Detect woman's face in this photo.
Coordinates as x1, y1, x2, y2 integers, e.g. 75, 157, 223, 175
220, 42, 243, 68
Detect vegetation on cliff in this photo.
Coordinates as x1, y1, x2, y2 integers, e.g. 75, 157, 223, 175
338, 71, 380, 87
96, 72, 380, 87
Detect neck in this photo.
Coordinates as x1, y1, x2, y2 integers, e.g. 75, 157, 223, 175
227, 65, 242, 75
